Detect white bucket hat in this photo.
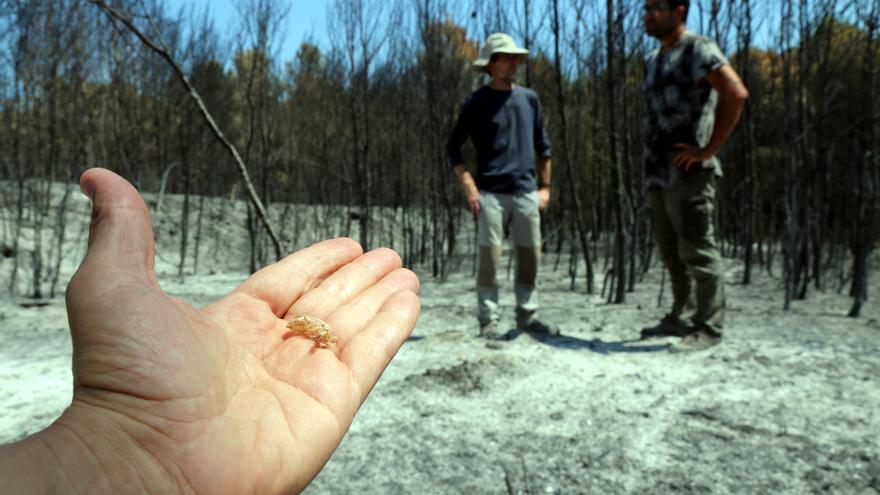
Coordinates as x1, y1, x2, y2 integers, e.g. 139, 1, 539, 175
472, 32, 529, 70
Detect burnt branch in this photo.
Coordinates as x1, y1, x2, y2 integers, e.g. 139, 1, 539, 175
87, 0, 284, 261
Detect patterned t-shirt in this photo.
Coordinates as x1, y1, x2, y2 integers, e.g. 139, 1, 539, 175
643, 31, 729, 188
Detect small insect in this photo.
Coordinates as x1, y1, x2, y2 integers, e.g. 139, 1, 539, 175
286, 316, 337, 348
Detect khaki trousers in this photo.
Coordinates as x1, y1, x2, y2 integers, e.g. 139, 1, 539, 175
476, 190, 541, 325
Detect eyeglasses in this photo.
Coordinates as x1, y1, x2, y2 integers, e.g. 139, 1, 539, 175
643, 3, 670, 14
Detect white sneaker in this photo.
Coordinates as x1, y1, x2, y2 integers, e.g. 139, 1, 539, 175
479, 321, 500, 338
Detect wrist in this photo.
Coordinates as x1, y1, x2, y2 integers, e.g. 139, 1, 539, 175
0, 426, 107, 495
0, 433, 56, 494
702, 144, 720, 158
3, 405, 185, 494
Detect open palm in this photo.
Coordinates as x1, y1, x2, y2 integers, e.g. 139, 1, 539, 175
56, 169, 420, 494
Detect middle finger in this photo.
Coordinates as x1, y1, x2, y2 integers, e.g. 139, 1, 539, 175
285, 248, 403, 321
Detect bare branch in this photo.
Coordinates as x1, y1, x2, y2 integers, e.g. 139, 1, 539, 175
87, 0, 284, 261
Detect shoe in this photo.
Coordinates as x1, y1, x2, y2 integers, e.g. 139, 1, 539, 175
479, 321, 501, 338
669, 327, 721, 353
517, 314, 560, 336
641, 315, 693, 339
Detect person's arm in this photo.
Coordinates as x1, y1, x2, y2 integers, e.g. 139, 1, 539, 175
447, 97, 480, 217
0, 418, 178, 494
537, 157, 552, 211
673, 64, 749, 170
453, 164, 480, 217
0, 433, 70, 494
533, 94, 553, 211
702, 65, 749, 156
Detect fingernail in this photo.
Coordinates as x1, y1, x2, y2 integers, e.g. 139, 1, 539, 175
81, 179, 96, 200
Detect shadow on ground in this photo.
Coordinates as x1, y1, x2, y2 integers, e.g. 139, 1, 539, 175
490, 329, 671, 353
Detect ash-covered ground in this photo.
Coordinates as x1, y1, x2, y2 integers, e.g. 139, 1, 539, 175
1, 185, 878, 494
303, 258, 879, 495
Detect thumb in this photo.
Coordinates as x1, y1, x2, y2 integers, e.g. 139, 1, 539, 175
71, 168, 159, 295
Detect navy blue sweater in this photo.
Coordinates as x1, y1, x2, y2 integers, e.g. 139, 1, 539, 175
446, 85, 552, 195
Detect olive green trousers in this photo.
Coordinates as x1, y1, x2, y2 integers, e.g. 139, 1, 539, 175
646, 169, 725, 335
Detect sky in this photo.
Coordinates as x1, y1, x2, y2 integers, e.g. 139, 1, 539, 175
165, 0, 333, 64
158, 0, 829, 67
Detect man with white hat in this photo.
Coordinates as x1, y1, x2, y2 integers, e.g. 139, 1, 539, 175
446, 32, 556, 338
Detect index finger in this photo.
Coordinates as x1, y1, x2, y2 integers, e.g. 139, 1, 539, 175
233, 238, 363, 316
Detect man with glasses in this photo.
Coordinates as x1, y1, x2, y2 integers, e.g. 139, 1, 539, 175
447, 33, 556, 338
640, 0, 749, 351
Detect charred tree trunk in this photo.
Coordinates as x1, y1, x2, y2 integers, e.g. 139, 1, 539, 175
781, 0, 798, 310
849, 1, 878, 317
736, 0, 758, 285
552, 0, 594, 293
606, 0, 627, 304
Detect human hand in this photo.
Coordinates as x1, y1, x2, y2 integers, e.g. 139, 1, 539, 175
10, 168, 420, 494
537, 187, 550, 212
672, 143, 714, 171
